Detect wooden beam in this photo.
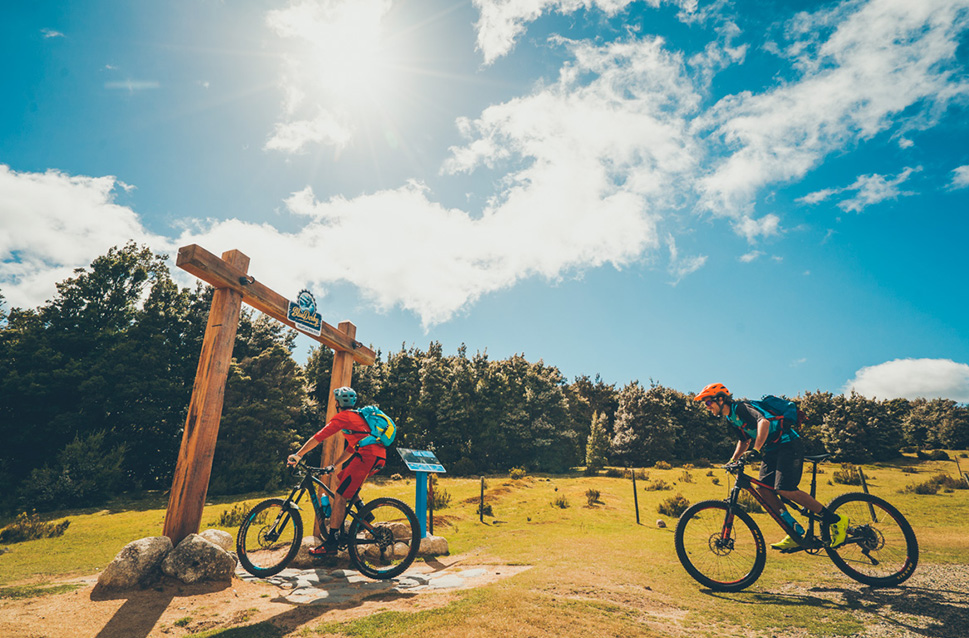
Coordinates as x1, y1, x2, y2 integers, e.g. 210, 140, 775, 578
163, 250, 249, 544
176, 243, 375, 365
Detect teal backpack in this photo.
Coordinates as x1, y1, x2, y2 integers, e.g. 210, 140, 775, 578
747, 395, 803, 444
353, 405, 397, 448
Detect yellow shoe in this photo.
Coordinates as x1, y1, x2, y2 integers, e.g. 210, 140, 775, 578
829, 514, 849, 548
770, 535, 800, 551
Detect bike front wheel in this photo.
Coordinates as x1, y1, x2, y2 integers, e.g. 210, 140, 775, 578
674, 499, 767, 592
236, 498, 303, 578
824, 492, 918, 587
346, 497, 421, 580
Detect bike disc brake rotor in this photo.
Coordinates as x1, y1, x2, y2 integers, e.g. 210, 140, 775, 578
854, 525, 886, 552
708, 533, 734, 556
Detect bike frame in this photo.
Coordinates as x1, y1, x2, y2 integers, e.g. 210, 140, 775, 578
724, 456, 829, 553
276, 464, 373, 543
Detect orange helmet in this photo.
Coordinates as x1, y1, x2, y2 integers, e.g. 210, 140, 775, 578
694, 383, 731, 402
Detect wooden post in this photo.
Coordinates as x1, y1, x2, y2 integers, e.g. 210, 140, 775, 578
631, 468, 640, 525
428, 476, 435, 537
163, 250, 249, 544
314, 320, 357, 538
479, 477, 485, 522
857, 467, 878, 522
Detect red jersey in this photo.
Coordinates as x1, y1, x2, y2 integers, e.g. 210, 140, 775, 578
312, 410, 386, 459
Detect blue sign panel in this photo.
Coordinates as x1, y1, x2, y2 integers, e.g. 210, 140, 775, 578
396, 448, 446, 473
287, 289, 323, 337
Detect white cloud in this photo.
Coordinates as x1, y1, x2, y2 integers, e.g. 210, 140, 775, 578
41, 28, 64, 39
666, 234, 706, 283
799, 167, 917, 212
472, 0, 701, 65
837, 167, 916, 212
0, 165, 164, 309
739, 250, 762, 263
845, 358, 969, 402
698, 0, 969, 218
949, 165, 969, 190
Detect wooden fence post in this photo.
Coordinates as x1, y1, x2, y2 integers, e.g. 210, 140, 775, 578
631, 468, 640, 525
162, 250, 249, 544
857, 467, 878, 522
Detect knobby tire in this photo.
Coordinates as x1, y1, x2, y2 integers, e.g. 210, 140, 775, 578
236, 498, 303, 578
675, 499, 767, 592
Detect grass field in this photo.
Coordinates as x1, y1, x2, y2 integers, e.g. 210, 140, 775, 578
1, 453, 968, 637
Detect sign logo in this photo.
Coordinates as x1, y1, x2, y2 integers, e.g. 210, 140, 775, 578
288, 289, 322, 337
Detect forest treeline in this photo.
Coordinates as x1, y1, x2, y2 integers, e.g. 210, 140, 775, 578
1, 244, 967, 512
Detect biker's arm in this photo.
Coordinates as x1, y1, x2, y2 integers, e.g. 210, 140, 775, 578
729, 439, 749, 463
752, 418, 771, 454
288, 438, 320, 466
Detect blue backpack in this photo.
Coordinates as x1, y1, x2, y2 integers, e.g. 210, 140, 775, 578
748, 395, 803, 442
353, 405, 397, 448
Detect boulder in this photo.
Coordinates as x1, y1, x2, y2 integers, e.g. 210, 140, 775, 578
200, 528, 234, 553
418, 535, 449, 556
97, 536, 173, 590
162, 533, 236, 584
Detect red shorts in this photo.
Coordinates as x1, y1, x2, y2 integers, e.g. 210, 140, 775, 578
336, 452, 385, 500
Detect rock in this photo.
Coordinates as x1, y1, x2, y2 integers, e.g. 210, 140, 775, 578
97, 536, 173, 590
200, 528, 234, 553
162, 534, 236, 584
418, 535, 449, 556
656, 519, 667, 529
290, 536, 324, 568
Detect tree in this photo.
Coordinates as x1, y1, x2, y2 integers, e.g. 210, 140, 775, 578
585, 411, 611, 472
209, 344, 311, 495
611, 381, 677, 466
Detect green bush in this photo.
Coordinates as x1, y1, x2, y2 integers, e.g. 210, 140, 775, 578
657, 493, 690, 517
832, 464, 863, 485
679, 470, 694, 483
900, 466, 919, 474
509, 467, 527, 480
477, 502, 493, 517
654, 461, 672, 470
213, 504, 267, 527
644, 479, 673, 491
604, 467, 624, 478
551, 495, 570, 509
585, 489, 601, 506
18, 431, 126, 511
431, 487, 452, 509
929, 473, 968, 490
0, 511, 70, 544
917, 449, 950, 461
711, 477, 721, 486
902, 480, 940, 495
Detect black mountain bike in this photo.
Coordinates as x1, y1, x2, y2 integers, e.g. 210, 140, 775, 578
674, 453, 918, 592
236, 461, 421, 580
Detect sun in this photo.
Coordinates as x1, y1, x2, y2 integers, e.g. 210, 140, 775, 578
269, 0, 400, 113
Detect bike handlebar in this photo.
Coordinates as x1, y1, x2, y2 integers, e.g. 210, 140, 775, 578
289, 459, 335, 475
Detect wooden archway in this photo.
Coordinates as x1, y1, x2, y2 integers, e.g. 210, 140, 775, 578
162, 245, 376, 544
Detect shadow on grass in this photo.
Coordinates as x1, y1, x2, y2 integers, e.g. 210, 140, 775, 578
703, 583, 969, 638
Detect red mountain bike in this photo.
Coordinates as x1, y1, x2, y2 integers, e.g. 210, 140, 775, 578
674, 453, 918, 592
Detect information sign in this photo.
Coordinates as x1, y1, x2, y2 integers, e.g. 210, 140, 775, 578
396, 448, 446, 473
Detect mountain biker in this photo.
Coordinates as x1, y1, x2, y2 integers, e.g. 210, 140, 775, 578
694, 382, 848, 551
287, 386, 386, 556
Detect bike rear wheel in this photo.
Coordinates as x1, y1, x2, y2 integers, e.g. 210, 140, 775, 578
346, 497, 420, 580
236, 498, 303, 578
675, 500, 767, 592
824, 492, 918, 587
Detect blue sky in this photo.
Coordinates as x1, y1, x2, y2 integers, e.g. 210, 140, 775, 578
2, 0, 968, 402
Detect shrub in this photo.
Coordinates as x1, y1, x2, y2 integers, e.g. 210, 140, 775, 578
0, 511, 70, 544
585, 489, 601, 506
391, 473, 404, 481
679, 470, 694, 483
215, 504, 255, 527
604, 467, 624, 478
18, 432, 126, 511
682, 463, 695, 470
929, 473, 968, 490
509, 467, 527, 480
900, 467, 918, 474
450, 457, 476, 476
711, 477, 721, 486
644, 479, 673, 491
657, 493, 691, 517
693, 458, 712, 468
655, 461, 672, 470
551, 495, 570, 509
902, 480, 940, 495
477, 502, 494, 517
736, 491, 764, 514
832, 464, 863, 486
431, 487, 452, 509
917, 449, 950, 461
706, 470, 715, 477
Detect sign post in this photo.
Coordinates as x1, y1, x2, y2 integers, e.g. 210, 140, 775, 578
396, 448, 446, 538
